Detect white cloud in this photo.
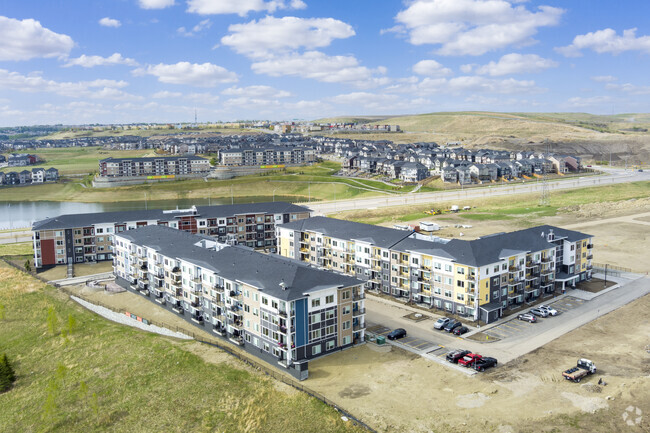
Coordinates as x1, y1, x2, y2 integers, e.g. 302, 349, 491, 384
187, 0, 305, 16
605, 82, 650, 95
566, 95, 612, 108
0, 69, 138, 100
177, 19, 211, 37
221, 16, 355, 58
392, 0, 563, 56
387, 75, 542, 95
556, 28, 650, 57
412, 59, 452, 76
63, 53, 138, 68
251, 51, 387, 87
133, 62, 237, 86
138, 0, 175, 9
184, 92, 219, 104
222, 85, 291, 98
591, 75, 617, 83
223, 96, 281, 108
99, 17, 121, 28
0, 16, 74, 61
472, 53, 558, 76
152, 90, 183, 98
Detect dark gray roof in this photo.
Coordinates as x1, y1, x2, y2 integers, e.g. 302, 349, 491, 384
119, 225, 362, 301
100, 156, 207, 163
32, 202, 310, 231
279, 216, 413, 248
280, 217, 591, 268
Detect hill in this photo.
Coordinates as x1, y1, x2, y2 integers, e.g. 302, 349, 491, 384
315, 112, 650, 164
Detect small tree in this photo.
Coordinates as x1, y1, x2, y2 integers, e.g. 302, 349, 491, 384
67, 315, 78, 334
46, 306, 58, 335
24, 259, 31, 272
0, 353, 17, 393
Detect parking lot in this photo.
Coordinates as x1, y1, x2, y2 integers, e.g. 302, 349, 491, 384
482, 296, 586, 340
367, 324, 440, 353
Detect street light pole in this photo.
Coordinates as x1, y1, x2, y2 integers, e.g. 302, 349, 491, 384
273, 188, 277, 202
231, 185, 233, 205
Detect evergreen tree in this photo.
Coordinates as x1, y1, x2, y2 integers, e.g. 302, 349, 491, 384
0, 353, 16, 392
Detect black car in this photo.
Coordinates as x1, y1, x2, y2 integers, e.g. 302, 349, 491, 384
446, 349, 471, 363
474, 357, 498, 372
453, 326, 469, 336
386, 328, 407, 340
443, 320, 461, 332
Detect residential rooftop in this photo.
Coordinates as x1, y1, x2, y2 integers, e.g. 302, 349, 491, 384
32, 201, 310, 231
118, 225, 362, 301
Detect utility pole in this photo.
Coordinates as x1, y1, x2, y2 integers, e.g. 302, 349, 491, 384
540, 139, 550, 206
144, 193, 147, 210
230, 185, 233, 205
603, 263, 608, 288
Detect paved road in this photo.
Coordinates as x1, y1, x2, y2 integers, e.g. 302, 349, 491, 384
365, 274, 649, 365
0, 230, 32, 245
308, 168, 650, 214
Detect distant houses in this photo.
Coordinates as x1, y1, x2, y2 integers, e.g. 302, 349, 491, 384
0, 167, 58, 186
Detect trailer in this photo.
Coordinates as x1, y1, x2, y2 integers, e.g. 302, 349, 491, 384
562, 359, 596, 383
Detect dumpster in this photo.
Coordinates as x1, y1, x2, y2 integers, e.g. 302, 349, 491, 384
376, 335, 386, 345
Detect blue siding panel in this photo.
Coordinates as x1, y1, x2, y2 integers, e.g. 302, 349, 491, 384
294, 298, 308, 347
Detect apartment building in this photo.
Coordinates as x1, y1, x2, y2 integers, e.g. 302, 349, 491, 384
219, 146, 316, 166
32, 202, 311, 269
276, 217, 593, 323
99, 156, 210, 178
113, 225, 365, 380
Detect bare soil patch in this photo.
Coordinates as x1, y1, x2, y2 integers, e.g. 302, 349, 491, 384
305, 293, 650, 433
575, 278, 617, 293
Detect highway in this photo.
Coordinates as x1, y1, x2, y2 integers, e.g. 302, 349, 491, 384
307, 167, 649, 214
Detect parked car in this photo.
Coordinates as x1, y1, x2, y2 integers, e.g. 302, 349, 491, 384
387, 328, 407, 340
474, 357, 498, 372
453, 326, 469, 336
444, 320, 462, 333
529, 307, 549, 318
517, 313, 537, 323
458, 353, 482, 367
538, 305, 558, 316
446, 349, 471, 363
434, 317, 451, 330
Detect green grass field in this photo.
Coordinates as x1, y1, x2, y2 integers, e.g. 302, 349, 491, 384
0, 161, 422, 203
0, 263, 362, 433
333, 181, 650, 225
1, 147, 154, 175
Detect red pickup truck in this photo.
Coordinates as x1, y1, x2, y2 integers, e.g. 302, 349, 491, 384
458, 353, 482, 367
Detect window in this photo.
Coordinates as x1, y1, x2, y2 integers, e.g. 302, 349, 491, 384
341, 290, 350, 300
342, 336, 351, 345
325, 310, 335, 320
312, 344, 322, 356
342, 320, 351, 330
325, 295, 334, 304
309, 313, 321, 324
457, 267, 465, 275
311, 298, 321, 308
326, 340, 335, 351
261, 297, 268, 306
325, 325, 335, 335
342, 306, 351, 315
444, 264, 452, 272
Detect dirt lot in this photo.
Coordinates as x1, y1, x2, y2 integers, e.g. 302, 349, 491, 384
307, 293, 650, 432
398, 198, 650, 273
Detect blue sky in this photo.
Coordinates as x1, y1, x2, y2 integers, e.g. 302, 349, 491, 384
1, 0, 650, 126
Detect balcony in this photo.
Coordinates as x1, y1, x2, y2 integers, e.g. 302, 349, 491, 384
587, 243, 593, 249
353, 322, 365, 332
171, 267, 181, 275
525, 261, 539, 268
353, 307, 366, 316
192, 276, 201, 284
541, 257, 551, 263
586, 254, 593, 260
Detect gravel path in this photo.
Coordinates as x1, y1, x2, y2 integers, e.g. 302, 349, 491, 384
71, 295, 192, 340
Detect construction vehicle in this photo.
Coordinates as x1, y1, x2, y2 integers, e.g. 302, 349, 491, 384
562, 359, 596, 383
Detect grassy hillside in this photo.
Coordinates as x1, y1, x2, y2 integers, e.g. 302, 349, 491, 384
37, 127, 261, 140
0, 161, 420, 203
1, 147, 155, 175
0, 262, 362, 433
